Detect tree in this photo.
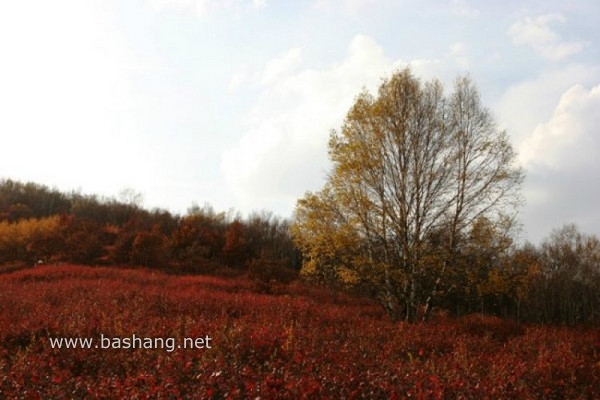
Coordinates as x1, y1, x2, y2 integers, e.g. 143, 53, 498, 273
0, 179, 71, 219
223, 219, 248, 267
58, 217, 105, 265
442, 216, 515, 317
508, 242, 543, 323
245, 211, 301, 269
533, 224, 600, 324
292, 69, 524, 321
169, 210, 226, 273
130, 225, 169, 268
0, 216, 62, 264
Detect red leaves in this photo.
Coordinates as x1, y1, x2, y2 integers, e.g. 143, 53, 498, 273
1, 265, 599, 399
222, 220, 247, 268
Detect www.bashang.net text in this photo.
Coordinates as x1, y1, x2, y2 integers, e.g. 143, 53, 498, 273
49, 334, 212, 353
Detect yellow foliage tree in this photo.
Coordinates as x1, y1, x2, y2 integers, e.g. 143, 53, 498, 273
0, 216, 62, 264
293, 69, 524, 321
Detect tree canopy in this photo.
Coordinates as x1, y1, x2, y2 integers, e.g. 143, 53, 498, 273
292, 68, 524, 322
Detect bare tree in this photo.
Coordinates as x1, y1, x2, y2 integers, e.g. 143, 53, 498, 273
536, 224, 600, 324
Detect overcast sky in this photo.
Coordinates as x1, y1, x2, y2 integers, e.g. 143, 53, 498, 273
1, 0, 599, 243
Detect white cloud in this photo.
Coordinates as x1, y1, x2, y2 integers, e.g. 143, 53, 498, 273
494, 62, 600, 242
452, 0, 479, 17
252, 0, 267, 9
229, 65, 250, 91
495, 64, 600, 147
448, 42, 470, 69
516, 83, 600, 242
222, 35, 403, 214
147, 0, 265, 17
510, 13, 563, 45
520, 84, 600, 170
508, 13, 586, 62
314, 0, 378, 14
261, 48, 303, 86
221, 34, 471, 215
222, 34, 489, 215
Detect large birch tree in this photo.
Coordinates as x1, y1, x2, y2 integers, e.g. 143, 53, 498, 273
292, 69, 524, 321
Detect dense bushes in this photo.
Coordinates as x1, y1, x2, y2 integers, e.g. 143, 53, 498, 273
1, 265, 598, 399
248, 253, 298, 294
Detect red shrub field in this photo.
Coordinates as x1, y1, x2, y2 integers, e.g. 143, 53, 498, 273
1, 265, 599, 399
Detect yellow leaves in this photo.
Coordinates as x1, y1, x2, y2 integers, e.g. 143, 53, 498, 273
293, 185, 373, 285
0, 216, 63, 263
293, 67, 524, 321
0, 216, 61, 248
299, 259, 319, 278
481, 269, 510, 296
337, 267, 360, 285
468, 216, 513, 254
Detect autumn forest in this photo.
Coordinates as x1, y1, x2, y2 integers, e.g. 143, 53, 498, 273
2, 70, 600, 398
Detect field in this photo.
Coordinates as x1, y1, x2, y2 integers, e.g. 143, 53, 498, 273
1, 265, 599, 399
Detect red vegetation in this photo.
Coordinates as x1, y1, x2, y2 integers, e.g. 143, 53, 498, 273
1, 265, 599, 399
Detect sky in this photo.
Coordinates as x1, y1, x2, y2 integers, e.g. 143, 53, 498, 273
0, 0, 599, 244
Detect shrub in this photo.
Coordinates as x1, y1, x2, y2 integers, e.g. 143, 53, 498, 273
130, 225, 170, 268
248, 255, 298, 294
457, 314, 525, 342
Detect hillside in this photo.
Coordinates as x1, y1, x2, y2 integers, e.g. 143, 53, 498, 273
1, 264, 599, 398
3, 178, 600, 325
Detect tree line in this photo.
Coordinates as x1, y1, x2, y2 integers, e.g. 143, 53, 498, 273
0, 179, 299, 282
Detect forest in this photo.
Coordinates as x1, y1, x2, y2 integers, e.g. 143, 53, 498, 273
0, 178, 299, 282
